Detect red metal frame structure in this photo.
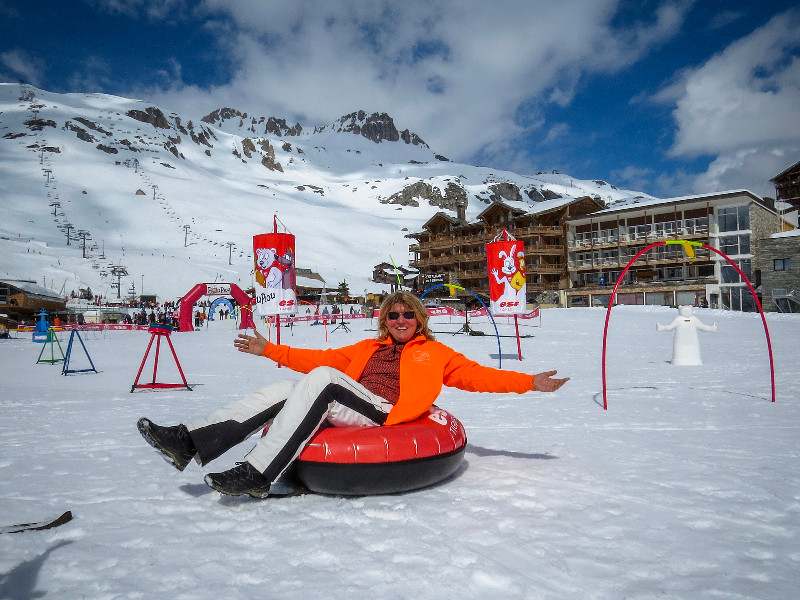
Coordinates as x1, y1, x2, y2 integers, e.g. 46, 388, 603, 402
131, 324, 192, 392
601, 240, 776, 409
178, 283, 253, 332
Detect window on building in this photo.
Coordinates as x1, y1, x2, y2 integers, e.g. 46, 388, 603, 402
676, 291, 698, 305
719, 235, 750, 256
774, 258, 792, 271
721, 265, 737, 284
720, 259, 751, 284
601, 249, 618, 264
723, 235, 742, 254
721, 286, 756, 312
580, 272, 599, 286
739, 205, 749, 230
717, 205, 750, 232
697, 264, 715, 277
574, 251, 593, 268
739, 235, 750, 254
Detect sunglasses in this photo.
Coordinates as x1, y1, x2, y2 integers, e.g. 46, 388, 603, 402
386, 311, 416, 321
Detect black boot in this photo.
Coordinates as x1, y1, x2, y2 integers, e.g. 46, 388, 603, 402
204, 462, 272, 498
137, 417, 196, 471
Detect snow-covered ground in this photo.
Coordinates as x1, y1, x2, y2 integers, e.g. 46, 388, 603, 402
1, 306, 798, 599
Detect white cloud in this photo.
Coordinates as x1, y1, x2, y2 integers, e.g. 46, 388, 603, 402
691, 145, 800, 197
145, 0, 692, 172
708, 9, 745, 30
661, 8, 800, 195
67, 55, 114, 94
1, 49, 46, 86
88, 0, 192, 21
669, 10, 800, 157
653, 168, 700, 198
611, 165, 653, 191
543, 123, 570, 145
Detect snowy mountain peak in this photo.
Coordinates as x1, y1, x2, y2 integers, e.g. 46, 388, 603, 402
201, 108, 303, 138
320, 110, 429, 148
0, 82, 651, 301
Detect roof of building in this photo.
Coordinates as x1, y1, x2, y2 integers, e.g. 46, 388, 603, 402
573, 189, 770, 219
770, 229, 800, 239
296, 274, 326, 290
770, 160, 800, 184
0, 279, 66, 301
413, 197, 601, 234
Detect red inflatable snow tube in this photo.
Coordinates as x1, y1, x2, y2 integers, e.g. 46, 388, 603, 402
271, 407, 467, 495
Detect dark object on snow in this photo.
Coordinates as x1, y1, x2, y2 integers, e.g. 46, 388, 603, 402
205, 462, 272, 498
138, 418, 196, 471
0, 511, 73, 534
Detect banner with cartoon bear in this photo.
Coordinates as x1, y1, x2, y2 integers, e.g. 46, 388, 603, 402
486, 239, 526, 315
253, 233, 297, 316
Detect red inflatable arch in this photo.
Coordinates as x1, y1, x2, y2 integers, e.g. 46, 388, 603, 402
178, 283, 253, 332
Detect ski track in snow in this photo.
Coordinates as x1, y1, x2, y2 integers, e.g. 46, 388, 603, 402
1, 306, 799, 599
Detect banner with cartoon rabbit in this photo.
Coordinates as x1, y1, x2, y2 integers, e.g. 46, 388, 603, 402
487, 239, 526, 315
252, 233, 297, 316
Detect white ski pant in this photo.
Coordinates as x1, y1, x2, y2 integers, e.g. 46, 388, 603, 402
186, 367, 394, 483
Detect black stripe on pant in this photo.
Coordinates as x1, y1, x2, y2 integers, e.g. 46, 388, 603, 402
258, 382, 388, 484
189, 400, 286, 466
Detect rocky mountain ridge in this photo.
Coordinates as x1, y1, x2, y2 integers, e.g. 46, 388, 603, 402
0, 82, 649, 300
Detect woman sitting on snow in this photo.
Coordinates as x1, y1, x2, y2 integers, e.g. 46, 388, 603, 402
138, 291, 569, 498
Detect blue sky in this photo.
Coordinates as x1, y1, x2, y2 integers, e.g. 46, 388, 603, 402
2, 0, 799, 199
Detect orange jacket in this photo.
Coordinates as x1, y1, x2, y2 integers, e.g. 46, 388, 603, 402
261, 335, 536, 425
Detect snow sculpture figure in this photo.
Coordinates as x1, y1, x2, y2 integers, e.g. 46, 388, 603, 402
657, 305, 717, 365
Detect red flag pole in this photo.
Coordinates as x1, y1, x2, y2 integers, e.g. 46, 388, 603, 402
507, 228, 521, 358
273, 215, 282, 358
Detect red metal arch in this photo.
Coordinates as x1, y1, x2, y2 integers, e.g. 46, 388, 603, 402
178, 283, 253, 332
601, 241, 775, 409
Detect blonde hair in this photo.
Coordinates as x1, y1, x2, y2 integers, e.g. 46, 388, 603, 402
376, 291, 435, 341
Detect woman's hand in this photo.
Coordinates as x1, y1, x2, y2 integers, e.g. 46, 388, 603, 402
533, 370, 569, 392
234, 326, 267, 356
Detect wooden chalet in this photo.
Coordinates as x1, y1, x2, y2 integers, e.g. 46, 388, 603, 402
0, 279, 67, 322
372, 262, 416, 291
295, 268, 327, 303
408, 197, 604, 301
771, 159, 800, 210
